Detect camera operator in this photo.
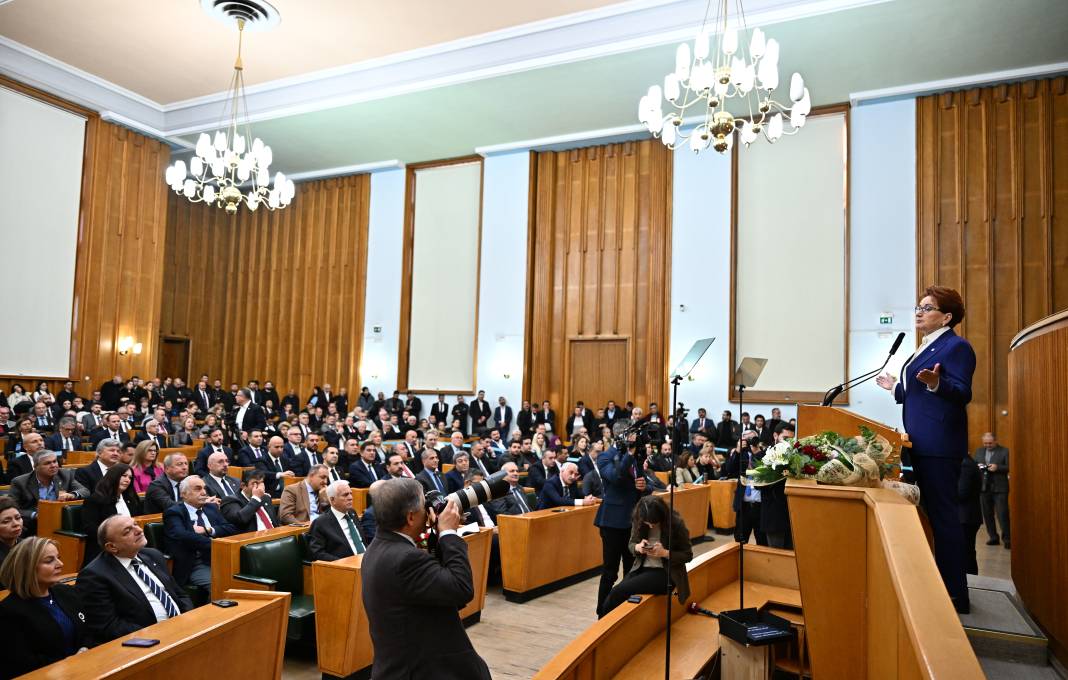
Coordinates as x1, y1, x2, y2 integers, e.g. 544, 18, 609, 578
722, 431, 768, 546
594, 431, 653, 618
360, 478, 491, 680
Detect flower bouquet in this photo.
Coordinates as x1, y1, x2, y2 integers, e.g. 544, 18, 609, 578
746, 426, 918, 504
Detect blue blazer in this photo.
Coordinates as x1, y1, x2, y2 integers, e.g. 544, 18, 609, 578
895, 329, 975, 459
593, 447, 651, 530
163, 502, 236, 585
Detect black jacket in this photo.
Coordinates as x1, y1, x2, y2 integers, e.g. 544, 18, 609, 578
307, 510, 366, 561
80, 491, 144, 565
75, 548, 192, 643
143, 474, 183, 514
220, 492, 279, 533
0, 584, 89, 678
958, 456, 983, 525
360, 531, 490, 680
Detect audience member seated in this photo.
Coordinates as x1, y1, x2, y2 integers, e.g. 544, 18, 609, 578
254, 435, 296, 498
172, 415, 200, 446
44, 417, 81, 458
163, 475, 236, 589
134, 419, 169, 449
528, 449, 559, 494
90, 413, 129, 446
674, 451, 700, 486
539, 462, 600, 510
384, 451, 414, 479
490, 462, 533, 515
445, 452, 470, 493
237, 429, 268, 466
203, 451, 239, 500
11, 449, 90, 533
131, 440, 165, 493
322, 446, 346, 483
0, 496, 26, 582
280, 464, 329, 524
81, 463, 143, 566
143, 453, 190, 514
416, 448, 447, 495
76, 515, 193, 643
0, 538, 89, 675
349, 441, 386, 488
440, 430, 466, 465
193, 428, 234, 477
220, 469, 278, 533
74, 438, 122, 492
307, 480, 367, 561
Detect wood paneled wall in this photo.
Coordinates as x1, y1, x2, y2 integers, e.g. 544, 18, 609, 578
1008, 311, 1068, 667
523, 140, 672, 411
0, 75, 170, 398
160, 174, 371, 401
917, 76, 1068, 451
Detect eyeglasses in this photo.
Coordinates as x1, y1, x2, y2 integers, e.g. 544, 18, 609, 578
914, 304, 941, 314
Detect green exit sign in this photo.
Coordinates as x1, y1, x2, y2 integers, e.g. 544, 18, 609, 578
879, 314, 893, 325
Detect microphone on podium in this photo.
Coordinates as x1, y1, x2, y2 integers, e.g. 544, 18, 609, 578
821, 332, 906, 407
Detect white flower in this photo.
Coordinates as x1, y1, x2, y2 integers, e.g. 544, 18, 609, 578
762, 442, 792, 468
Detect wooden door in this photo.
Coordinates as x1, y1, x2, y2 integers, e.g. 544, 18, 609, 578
158, 337, 190, 382
568, 338, 628, 412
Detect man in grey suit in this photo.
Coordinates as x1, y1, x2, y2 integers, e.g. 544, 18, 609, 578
10, 447, 90, 532
974, 432, 1010, 549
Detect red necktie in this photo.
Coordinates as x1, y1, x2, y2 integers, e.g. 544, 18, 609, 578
255, 504, 274, 529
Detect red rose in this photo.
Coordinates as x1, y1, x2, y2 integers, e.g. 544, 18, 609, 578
802, 464, 817, 475
813, 452, 827, 461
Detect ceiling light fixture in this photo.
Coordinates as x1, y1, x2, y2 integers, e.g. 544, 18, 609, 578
164, 5, 293, 214
638, 0, 811, 154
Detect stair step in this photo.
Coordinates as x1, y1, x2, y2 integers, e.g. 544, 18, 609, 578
960, 585, 1048, 667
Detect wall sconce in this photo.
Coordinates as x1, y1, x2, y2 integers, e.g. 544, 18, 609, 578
117, 337, 143, 356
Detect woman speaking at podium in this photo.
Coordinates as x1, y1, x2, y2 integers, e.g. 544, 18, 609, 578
876, 285, 975, 613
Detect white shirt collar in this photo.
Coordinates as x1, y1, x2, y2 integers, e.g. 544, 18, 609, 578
921, 326, 951, 346
330, 506, 350, 521
392, 530, 417, 546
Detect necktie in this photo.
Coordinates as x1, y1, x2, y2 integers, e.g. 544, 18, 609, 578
433, 472, 443, 493
131, 559, 180, 618
172, 482, 179, 502
255, 502, 274, 529
221, 477, 233, 495
195, 509, 206, 529
514, 487, 530, 513
475, 457, 488, 476
64, 437, 72, 450
368, 462, 378, 481
563, 484, 571, 501
344, 514, 366, 554
254, 447, 262, 459
274, 457, 283, 472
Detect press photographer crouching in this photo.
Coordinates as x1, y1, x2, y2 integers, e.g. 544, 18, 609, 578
360, 477, 492, 680
601, 495, 692, 616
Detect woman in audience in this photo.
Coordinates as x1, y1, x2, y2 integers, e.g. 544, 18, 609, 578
674, 451, 700, 486
174, 415, 199, 445
32, 381, 53, 404
696, 442, 721, 480
601, 495, 692, 617
131, 440, 165, 492
7, 382, 32, 412
531, 432, 548, 459
0, 496, 26, 577
0, 538, 90, 675
50, 398, 74, 421
80, 464, 142, 566
198, 413, 220, 438
7, 415, 35, 455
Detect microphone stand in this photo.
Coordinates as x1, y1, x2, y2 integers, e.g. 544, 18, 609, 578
664, 373, 683, 680
822, 332, 906, 406
737, 383, 746, 612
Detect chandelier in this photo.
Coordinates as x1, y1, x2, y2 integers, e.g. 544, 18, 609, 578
164, 18, 294, 214
637, 0, 812, 154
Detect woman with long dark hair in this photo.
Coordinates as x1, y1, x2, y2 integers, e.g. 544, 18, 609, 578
600, 495, 692, 617
80, 463, 143, 566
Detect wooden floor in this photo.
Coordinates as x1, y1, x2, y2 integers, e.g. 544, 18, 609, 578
282, 532, 1014, 679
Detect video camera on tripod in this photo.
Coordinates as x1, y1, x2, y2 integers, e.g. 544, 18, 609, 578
616, 415, 666, 465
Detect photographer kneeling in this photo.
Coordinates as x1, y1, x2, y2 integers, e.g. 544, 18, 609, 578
601, 495, 693, 617
361, 478, 491, 680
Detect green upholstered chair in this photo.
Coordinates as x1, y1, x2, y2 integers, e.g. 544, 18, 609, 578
234, 536, 314, 642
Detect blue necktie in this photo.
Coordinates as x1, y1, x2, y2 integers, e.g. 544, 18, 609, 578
131, 558, 180, 618
433, 473, 443, 493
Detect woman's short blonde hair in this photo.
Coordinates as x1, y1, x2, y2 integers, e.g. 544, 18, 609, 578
0, 537, 59, 599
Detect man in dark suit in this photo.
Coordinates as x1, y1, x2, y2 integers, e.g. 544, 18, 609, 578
134, 420, 169, 449
193, 428, 235, 477
690, 408, 714, 438
539, 462, 600, 509
528, 450, 559, 494
143, 452, 190, 514
416, 448, 448, 495
444, 453, 469, 493
220, 469, 279, 533
469, 440, 498, 477
469, 390, 492, 435
404, 392, 422, 419
349, 442, 386, 488
440, 430, 466, 465
233, 388, 267, 436
163, 475, 236, 588
44, 418, 81, 457
283, 430, 322, 477
451, 396, 470, 435
307, 480, 367, 561
716, 411, 741, 452
192, 380, 215, 412
29, 401, 55, 433
958, 454, 983, 575
76, 515, 193, 642
494, 397, 513, 441
594, 439, 652, 618
237, 429, 268, 467
429, 394, 450, 426
90, 413, 130, 446
759, 423, 795, 549
488, 462, 532, 516
536, 400, 557, 433
254, 435, 296, 498
11, 447, 90, 528
721, 437, 767, 545
75, 438, 123, 493
974, 432, 1010, 548
202, 451, 239, 500
515, 401, 534, 439
360, 478, 491, 680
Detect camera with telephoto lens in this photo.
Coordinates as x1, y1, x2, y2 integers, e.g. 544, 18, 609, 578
425, 469, 511, 516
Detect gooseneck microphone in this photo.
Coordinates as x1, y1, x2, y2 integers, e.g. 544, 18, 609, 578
821, 332, 906, 406
687, 602, 719, 618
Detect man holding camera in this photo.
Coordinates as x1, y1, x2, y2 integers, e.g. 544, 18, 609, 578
361, 478, 491, 680
594, 434, 653, 618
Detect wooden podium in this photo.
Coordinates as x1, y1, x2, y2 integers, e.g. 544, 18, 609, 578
796, 404, 910, 449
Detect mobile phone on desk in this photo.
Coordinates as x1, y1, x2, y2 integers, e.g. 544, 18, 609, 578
212, 599, 238, 608
122, 638, 160, 648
